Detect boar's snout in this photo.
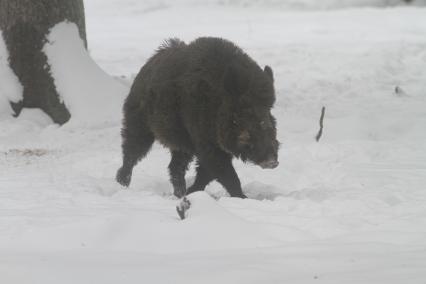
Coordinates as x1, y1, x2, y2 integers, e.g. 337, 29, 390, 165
259, 158, 279, 169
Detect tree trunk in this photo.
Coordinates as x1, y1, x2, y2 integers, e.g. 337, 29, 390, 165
0, 0, 87, 124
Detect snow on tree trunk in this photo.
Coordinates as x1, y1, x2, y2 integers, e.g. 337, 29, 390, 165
0, 0, 87, 124
43, 22, 128, 127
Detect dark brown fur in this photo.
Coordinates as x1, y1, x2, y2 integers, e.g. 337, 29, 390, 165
116, 37, 279, 198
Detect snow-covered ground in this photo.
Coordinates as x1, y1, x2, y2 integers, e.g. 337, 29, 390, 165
1, 1, 426, 283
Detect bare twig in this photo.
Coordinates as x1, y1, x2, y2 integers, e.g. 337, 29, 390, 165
315, 106, 326, 142
395, 86, 408, 97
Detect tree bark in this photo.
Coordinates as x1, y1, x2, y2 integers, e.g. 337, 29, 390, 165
0, 0, 87, 124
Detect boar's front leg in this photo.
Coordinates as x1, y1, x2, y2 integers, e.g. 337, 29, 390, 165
168, 151, 193, 198
198, 147, 247, 198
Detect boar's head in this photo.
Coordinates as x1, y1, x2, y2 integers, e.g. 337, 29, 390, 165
218, 64, 280, 169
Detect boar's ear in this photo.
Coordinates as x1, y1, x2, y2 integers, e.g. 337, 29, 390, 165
224, 65, 248, 96
264, 65, 274, 82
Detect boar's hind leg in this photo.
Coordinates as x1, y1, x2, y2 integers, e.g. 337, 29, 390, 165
116, 111, 154, 187
168, 151, 193, 198
186, 163, 214, 195
198, 150, 247, 198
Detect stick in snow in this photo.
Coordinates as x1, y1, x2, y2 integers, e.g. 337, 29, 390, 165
315, 106, 326, 142
176, 197, 191, 220
395, 86, 408, 97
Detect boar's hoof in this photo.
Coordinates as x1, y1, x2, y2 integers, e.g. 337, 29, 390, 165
176, 197, 191, 220
232, 193, 247, 199
116, 167, 132, 187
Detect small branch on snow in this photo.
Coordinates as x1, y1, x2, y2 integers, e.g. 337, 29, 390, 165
315, 106, 326, 142
395, 86, 408, 97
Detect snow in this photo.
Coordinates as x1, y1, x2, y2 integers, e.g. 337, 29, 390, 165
43, 22, 128, 126
1, 1, 426, 283
85, 0, 426, 12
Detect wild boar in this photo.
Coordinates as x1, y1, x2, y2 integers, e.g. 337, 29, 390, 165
116, 37, 279, 198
